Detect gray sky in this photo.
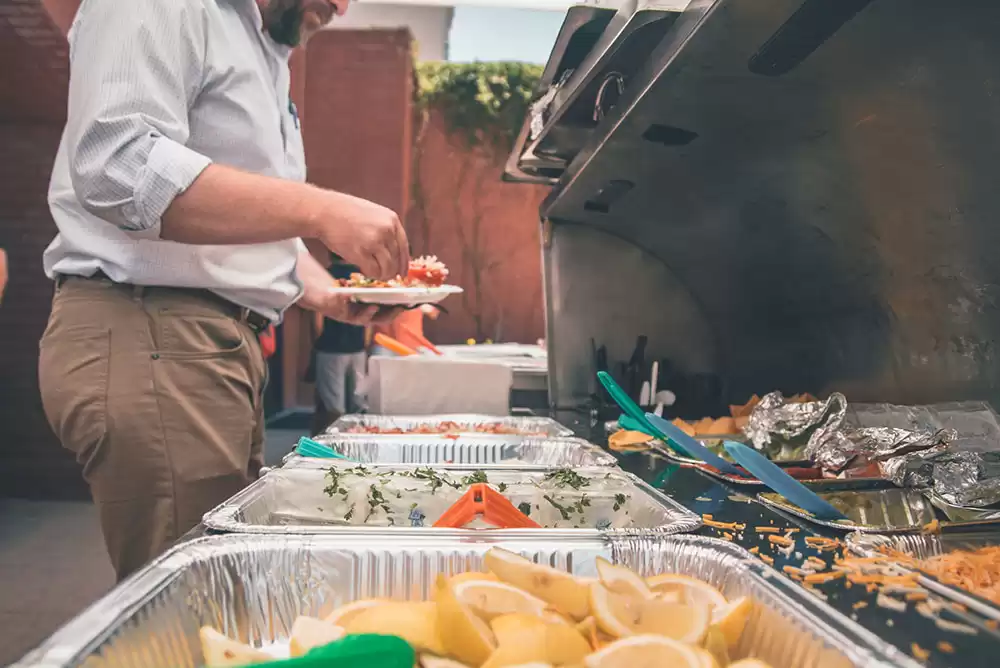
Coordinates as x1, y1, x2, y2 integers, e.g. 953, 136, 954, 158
448, 7, 564, 63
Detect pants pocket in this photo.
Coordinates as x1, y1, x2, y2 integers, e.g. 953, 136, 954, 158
38, 325, 111, 467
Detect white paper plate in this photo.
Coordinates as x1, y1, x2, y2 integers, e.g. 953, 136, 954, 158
329, 284, 463, 306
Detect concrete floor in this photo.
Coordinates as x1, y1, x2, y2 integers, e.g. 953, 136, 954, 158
0, 426, 306, 665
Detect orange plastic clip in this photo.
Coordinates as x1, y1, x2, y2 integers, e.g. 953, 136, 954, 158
433, 484, 541, 529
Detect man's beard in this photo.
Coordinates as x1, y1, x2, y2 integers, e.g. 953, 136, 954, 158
262, 0, 305, 47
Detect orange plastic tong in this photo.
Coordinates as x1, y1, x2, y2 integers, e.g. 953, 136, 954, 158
399, 324, 442, 355
433, 484, 541, 529
374, 332, 417, 357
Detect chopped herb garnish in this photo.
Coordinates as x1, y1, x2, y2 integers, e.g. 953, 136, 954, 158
517, 502, 532, 516
544, 469, 590, 490
543, 495, 572, 521
613, 493, 629, 512
398, 467, 460, 493
323, 468, 349, 498
498, 482, 508, 493
365, 484, 392, 521
461, 470, 489, 486
344, 503, 356, 522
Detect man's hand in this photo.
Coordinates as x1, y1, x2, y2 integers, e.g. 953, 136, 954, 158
296, 250, 402, 325
314, 191, 410, 281
163, 165, 410, 282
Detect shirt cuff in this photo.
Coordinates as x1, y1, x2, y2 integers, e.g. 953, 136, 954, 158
133, 136, 212, 234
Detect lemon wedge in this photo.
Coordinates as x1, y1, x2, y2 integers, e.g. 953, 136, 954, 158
595, 558, 653, 599
484, 548, 590, 620
729, 660, 773, 668
702, 625, 730, 667
344, 601, 445, 656
419, 656, 471, 668
696, 648, 720, 668
589, 582, 710, 644
712, 595, 752, 649
288, 616, 345, 657
646, 574, 728, 610
488, 613, 591, 667
323, 598, 386, 627
583, 634, 704, 668
435, 574, 497, 666
450, 571, 501, 585
454, 579, 549, 621
199, 627, 271, 667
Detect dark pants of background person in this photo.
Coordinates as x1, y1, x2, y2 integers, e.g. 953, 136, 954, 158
38, 276, 267, 581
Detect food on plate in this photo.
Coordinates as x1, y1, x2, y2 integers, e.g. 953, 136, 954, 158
336, 255, 450, 288
199, 547, 753, 668
345, 420, 546, 436
318, 466, 638, 530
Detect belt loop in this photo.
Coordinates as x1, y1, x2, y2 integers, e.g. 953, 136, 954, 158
132, 284, 145, 301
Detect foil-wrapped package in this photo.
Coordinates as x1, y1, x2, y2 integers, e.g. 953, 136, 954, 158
883, 448, 1000, 507
746, 392, 952, 472
747, 393, 1000, 507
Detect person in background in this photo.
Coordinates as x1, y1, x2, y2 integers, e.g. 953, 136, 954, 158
311, 255, 369, 434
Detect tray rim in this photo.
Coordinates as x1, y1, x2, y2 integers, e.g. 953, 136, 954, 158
327, 413, 575, 438
201, 464, 702, 537
846, 530, 1000, 624
16, 533, 919, 668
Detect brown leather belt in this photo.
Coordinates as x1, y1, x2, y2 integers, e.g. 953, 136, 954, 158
56, 271, 272, 334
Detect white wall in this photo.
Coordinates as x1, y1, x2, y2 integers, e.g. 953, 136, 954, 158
328, 3, 454, 61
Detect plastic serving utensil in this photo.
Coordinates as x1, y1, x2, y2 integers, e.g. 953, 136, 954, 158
295, 437, 356, 462
618, 414, 654, 436
247, 634, 414, 668
644, 413, 744, 476
723, 442, 848, 520
599, 371, 698, 458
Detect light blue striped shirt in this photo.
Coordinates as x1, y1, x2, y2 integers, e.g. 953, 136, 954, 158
45, 0, 307, 320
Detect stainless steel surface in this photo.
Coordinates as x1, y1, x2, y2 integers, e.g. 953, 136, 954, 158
299, 435, 617, 467
202, 464, 701, 537
506, 0, 685, 184
847, 531, 1000, 623
527, 0, 1000, 416
503, 1, 621, 184
18, 534, 919, 668
757, 485, 938, 533
327, 414, 573, 438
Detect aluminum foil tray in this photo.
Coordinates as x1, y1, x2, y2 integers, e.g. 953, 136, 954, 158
848, 530, 1000, 623
16, 534, 919, 668
327, 414, 574, 439
296, 435, 617, 468
202, 464, 701, 537
756, 482, 938, 533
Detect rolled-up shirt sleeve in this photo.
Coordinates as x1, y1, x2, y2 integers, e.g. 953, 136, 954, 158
66, 0, 211, 235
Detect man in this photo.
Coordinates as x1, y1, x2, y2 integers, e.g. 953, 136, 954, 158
38, 0, 408, 580
310, 255, 368, 435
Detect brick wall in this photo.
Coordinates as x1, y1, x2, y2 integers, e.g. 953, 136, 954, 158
0, 1, 84, 498
409, 112, 547, 345
303, 29, 414, 217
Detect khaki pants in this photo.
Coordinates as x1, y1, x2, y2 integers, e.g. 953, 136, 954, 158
38, 277, 267, 581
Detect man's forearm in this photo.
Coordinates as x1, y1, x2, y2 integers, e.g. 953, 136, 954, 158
161, 164, 326, 245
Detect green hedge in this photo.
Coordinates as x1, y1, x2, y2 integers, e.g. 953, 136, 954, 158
415, 61, 544, 152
